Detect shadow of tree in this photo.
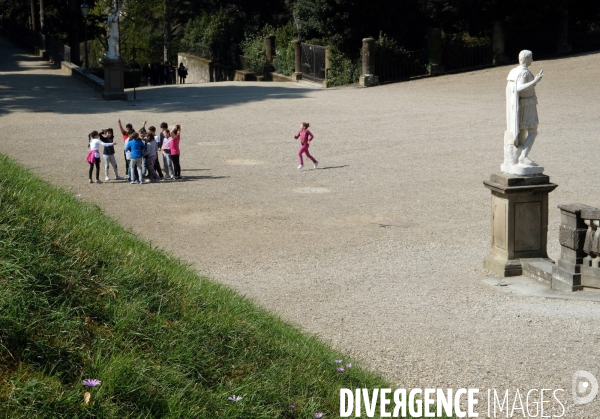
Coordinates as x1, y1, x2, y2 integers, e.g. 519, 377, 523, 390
0, 35, 322, 116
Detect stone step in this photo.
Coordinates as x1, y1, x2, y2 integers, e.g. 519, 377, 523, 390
521, 258, 555, 283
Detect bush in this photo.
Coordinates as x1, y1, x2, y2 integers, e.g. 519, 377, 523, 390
326, 45, 361, 87
181, 6, 245, 65
272, 22, 297, 76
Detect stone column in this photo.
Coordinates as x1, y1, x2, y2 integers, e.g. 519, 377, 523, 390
292, 40, 302, 81
322, 46, 330, 87
359, 37, 378, 87
483, 173, 557, 277
427, 28, 444, 75
265, 34, 275, 70
492, 20, 508, 65
551, 204, 597, 291
557, 5, 572, 54
102, 58, 127, 100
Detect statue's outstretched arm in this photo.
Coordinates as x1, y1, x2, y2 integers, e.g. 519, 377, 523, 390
517, 70, 543, 92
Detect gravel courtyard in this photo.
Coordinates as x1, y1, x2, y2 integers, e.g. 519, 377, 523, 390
2, 34, 600, 417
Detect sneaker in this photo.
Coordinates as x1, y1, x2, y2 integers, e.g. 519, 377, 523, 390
139, 181, 143, 185
105, 176, 110, 181
297, 165, 303, 170
131, 181, 136, 185
170, 176, 175, 180
89, 179, 93, 184
314, 161, 318, 169
95, 179, 102, 184
125, 176, 130, 181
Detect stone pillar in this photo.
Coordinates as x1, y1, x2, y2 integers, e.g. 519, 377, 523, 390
322, 46, 331, 87
551, 204, 597, 291
492, 20, 508, 65
102, 58, 127, 100
265, 34, 275, 70
359, 37, 379, 87
557, 5, 572, 54
292, 40, 302, 81
427, 28, 444, 75
483, 173, 557, 277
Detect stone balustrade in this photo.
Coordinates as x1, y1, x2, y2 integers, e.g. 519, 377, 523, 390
551, 204, 600, 291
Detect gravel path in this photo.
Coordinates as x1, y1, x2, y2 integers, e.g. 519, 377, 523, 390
2, 35, 600, 417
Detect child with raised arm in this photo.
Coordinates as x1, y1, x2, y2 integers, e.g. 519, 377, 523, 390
118, 119, 146, 179
294, 122, 318, 170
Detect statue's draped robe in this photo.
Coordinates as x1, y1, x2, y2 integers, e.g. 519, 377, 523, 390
505, 65, 539, 145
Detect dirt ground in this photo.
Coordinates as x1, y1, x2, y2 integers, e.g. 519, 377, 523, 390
2, 34, 600, 417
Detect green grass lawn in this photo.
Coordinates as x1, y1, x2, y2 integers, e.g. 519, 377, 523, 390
0, 154, 396, 418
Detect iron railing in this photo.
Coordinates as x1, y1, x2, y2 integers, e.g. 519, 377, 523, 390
375, 49, 428, 84
301, 43, 326, 82
443, 42, 494, 72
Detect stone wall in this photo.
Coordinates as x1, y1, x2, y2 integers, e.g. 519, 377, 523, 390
178, 53, 235, 83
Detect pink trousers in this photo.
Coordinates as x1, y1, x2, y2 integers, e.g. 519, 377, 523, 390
298, 144, 317, 165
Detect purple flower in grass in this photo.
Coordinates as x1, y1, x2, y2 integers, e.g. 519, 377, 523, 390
337, 367, 345, 372
314, 413, 324, 418
228, 395, 243, 402
334, 360, 342, 364
290, 404, 296, 409
82, 379, 101, 387
346, 363, 352, 369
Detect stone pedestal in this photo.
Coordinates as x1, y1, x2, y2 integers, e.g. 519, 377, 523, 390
359, 74, 379, 87
102, 58, 127, 101
483, 173, 557, 276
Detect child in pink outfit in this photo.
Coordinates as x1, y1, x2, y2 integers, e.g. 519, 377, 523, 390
294, 122, 318, 170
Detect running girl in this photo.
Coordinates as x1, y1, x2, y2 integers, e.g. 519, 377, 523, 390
87, 131, 115, 183
294, 122, 318, 170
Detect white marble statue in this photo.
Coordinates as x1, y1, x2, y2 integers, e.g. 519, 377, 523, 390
501, 50, 544, 175
106, 8, 120, 60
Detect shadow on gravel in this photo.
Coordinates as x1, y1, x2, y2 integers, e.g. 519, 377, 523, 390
317, 165, 349, 170
174, 175, 229, 182
0, 36, 319, 116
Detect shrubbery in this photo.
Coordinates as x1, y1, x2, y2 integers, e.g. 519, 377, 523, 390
326, 45, 361, 87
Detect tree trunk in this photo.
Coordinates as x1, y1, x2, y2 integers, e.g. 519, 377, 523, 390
39, 0, 45, 34
557, 2, 571, 54
163, 0, 172, 62
29, 0, 37, 31
492, 20, 508, 65
68, 0, 81, 65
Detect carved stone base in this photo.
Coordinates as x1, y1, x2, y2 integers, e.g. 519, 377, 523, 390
359, 74, 379, 87
102, 58, 127, 101
483, 173, 558, 277
501, 163, 544, 176
484, 254, 523, 277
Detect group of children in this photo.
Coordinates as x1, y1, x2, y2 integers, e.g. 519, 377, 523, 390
86, 120, 318, 183
86, 120, 182, 184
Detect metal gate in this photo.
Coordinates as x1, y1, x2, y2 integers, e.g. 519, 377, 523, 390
301, 43, 326, 82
